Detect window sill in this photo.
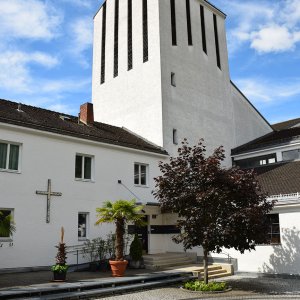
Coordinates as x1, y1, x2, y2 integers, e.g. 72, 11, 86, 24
0, 169, 21, 174
78, 237, 88, 242
134, 184, 149, 188
75, 178, 95, 183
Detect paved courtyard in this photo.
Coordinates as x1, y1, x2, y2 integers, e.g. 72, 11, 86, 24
98, 273, 300, 300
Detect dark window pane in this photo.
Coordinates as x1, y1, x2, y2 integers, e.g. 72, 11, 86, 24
170, 0, 177, 45
141, 165, 147, 185
213, 14, 221, 69
100, 2, 107, 84
9, 145, 19, 170
75, 155, 83, 178
143, 0, 148, 62
0, 143, 7, 169
200, 5, 207, 53
282, 149, 300, 161
84, 157, 92, 180
186, 0, 192, 45
128, 0, 133, 70
114, 0, 119, 77
134, 164, 139, 184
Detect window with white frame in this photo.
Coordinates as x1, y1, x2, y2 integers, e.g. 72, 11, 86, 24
78, 213, 89, 239
0, 209, 14, 239
75, 154, 93, 180
134, 163, 148, 186
0, 142, 20, 172
266, 214, 281, 245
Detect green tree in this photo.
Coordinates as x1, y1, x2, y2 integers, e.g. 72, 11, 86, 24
0, 211, 16, 238
153, 140, 275, 284
95, 200, 145, 261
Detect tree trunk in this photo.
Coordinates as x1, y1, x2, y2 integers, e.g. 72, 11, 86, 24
203, 249, 209, 284
115, 218, 124, 260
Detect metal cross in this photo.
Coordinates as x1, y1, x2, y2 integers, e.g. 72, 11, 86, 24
36, 179, 62, 223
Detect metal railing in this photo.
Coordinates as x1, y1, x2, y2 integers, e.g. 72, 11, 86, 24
268, 193, 300, 206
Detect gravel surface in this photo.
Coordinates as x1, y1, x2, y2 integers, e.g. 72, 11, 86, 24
96, 273, 300, 300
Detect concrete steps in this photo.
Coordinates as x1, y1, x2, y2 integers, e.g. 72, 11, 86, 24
192, 264, 233, 280
143, 253, 194, 270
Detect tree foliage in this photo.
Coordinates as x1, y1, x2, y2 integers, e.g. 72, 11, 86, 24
95, 199, 145, 261
0, 211, 16, 238
153, 140, 275, 282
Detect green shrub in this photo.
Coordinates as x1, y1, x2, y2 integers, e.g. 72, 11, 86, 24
51, 264, 69, 273
129, 234, 143, 261
183, 280, 228, 292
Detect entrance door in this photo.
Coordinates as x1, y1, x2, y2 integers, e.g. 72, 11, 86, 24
128, 215, 149, 253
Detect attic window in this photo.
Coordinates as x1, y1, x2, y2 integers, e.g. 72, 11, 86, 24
59, 115, 71, 121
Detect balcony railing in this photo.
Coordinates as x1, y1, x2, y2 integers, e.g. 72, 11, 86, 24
268, 193, 300, 206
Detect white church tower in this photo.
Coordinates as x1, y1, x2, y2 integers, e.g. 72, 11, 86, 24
92, 0, 272, 165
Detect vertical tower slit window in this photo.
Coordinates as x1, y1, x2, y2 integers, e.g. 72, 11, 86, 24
100, 2, 107, 84
170, 0, 177, 46
186, 0, 192, 45
143, 0, 149, 62
200, 5, 207, 54
114, 0, 119, 77
213, 14, 221, 69
128, 0, 133, 70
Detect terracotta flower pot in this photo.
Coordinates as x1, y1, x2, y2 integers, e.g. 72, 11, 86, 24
109, 260, 128, 277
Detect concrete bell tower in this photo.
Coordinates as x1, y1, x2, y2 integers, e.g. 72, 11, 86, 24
92, 0, 272, 164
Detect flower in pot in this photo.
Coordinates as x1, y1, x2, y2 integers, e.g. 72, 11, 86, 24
52, 227, 68, 281
129, 234, 143, 269
95, 199, 145, 277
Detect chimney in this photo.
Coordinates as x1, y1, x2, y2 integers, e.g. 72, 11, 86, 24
79, 102, 94, 125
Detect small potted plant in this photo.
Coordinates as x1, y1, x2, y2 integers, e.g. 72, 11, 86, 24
94, 237, 108, 271
95, 199, 145, 277
129, 234, 143, 269
52, 227, 68, 281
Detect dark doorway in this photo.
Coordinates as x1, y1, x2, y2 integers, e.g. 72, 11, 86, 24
128, 215, 149, 253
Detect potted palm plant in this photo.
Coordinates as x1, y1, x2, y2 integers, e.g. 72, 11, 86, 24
95, 199, 145, 277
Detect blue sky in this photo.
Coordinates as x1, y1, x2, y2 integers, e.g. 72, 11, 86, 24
0, 0, 299, 124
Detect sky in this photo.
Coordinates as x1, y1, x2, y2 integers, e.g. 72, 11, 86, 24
0, 0, 299, 124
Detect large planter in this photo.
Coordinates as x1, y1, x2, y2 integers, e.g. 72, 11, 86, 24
53, 271, 67, 281
109, 260, 128, 277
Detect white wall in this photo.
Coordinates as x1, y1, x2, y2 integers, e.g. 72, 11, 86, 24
0, 123, 167, 269
213, 206, 300, 275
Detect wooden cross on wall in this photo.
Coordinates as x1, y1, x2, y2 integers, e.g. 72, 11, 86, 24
36, 179, 62, 223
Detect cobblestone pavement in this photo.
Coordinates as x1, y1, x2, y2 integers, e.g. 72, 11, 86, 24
97, 273, 300, 300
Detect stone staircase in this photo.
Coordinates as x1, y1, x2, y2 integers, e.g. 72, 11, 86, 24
143, 253, 233, 279
143, 253, 194, 270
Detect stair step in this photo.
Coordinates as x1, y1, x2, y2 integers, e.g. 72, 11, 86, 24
193, 268, 227, 276
145, 261, 193, 270
143, 257, 192, 263
208, 272, 232, 279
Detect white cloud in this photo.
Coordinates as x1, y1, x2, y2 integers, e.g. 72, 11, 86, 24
250, 25, 300, 53
0, 0, 62, 41
222, 0, 300, 55
234, 77, 300, 105
0, 51, 59, 92
68, 17, 93, 67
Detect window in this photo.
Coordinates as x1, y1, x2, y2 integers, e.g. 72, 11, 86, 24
0, 142, 20, 172
100, 2, 107, 84
75, 154, 93, 181
78, 213, 89, 240
142, 0, 148, 62
171, 72, 176, 87
200, 5, 207, 54
282, 149, 300, 161
0, 209, 14, 239
134, 163, 148, 186
128, 0, 133, 70
234, 154, 277, 169
213, 14, 221, 69
266, 214, 281, 245
186, 0, 192, 45
173, 129, 178, 144
170, 0, 177, 46
114, 0, 119, 77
